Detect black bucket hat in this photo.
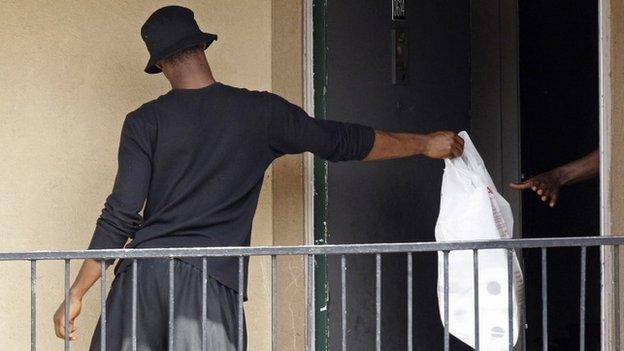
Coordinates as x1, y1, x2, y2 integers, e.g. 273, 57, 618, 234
141, 6, 217, 74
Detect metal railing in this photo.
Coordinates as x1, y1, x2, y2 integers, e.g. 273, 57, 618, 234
1, 235, 622, 351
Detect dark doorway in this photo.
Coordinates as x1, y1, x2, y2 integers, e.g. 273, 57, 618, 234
315, 0, 600, 349
519, 1, 600, 350
319, 0, 471, 350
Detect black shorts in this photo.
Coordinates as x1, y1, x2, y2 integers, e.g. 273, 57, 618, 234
89, 258, 246, 351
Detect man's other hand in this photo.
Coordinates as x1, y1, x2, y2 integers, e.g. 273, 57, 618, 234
53, 296, 82, 341
508, 149, 598, 208
509, 170, 563, 207
423, 131, 465, 159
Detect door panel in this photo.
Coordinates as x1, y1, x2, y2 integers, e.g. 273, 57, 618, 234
321, 0, 471, 349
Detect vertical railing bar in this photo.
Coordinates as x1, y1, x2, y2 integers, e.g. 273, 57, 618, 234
30, 260, 36, 351
64, 259, 70, 351
523, 268, 528, 351
615, 245, 621, 351
341, 254, 347, 351
507, 249, 514, 351
271, 255, 277, 351
473, 249, 480, 351
542, 247, 548, 351
238, 256, 244, 351
375, 254, 382, 351
132, 259, 137, 351
168, 258, 174, 351
580, 246, 587, 351
100, 260, 106, 351
444, 251, 450, 351
407, 252, 413, 351
202, 257, 208, 351
306, 254, 314, 351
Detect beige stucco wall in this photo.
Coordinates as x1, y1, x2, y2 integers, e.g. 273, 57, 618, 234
0, 1, 277, 350
271, 1, 308, 350
610, 0, 624, 234
611, 0, 624, 345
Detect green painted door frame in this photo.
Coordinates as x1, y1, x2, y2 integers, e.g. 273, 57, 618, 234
312, 0, 329, 350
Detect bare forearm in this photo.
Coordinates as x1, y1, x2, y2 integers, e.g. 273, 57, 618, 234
364, 130, 463, 161
556, 149, 599, 186
364, 131, 427, 160
69, 258, 104, 300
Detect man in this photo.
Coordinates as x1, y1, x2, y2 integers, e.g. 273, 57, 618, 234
509, 149, 598, 207
52, 6, 464, 350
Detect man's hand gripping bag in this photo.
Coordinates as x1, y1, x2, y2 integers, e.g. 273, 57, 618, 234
435, 131, 524, 350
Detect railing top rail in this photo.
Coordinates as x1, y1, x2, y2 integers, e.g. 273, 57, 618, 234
0, 235, 622, 261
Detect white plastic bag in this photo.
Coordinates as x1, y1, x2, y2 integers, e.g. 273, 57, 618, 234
435, 131, 524, 350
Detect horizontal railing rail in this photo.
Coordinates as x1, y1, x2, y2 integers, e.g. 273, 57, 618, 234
1, 235, 623, 260
3, 235, 621, 351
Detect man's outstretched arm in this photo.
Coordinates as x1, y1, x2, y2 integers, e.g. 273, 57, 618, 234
509, 149, 599, 207
364, 130, 464, 161
267, 93, 464, 162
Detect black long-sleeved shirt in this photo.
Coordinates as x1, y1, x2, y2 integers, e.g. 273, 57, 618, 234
88, 82, 375, 292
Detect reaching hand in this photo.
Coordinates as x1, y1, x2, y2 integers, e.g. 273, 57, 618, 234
509, 170, 563, 207
53, 296, 82, 341
423, 131, 465, 159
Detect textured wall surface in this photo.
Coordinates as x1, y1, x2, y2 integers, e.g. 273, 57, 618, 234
271, 0, 307, 350
611, 0, 624, 235
611, 0, 624, 345
0, 1, 274, 350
